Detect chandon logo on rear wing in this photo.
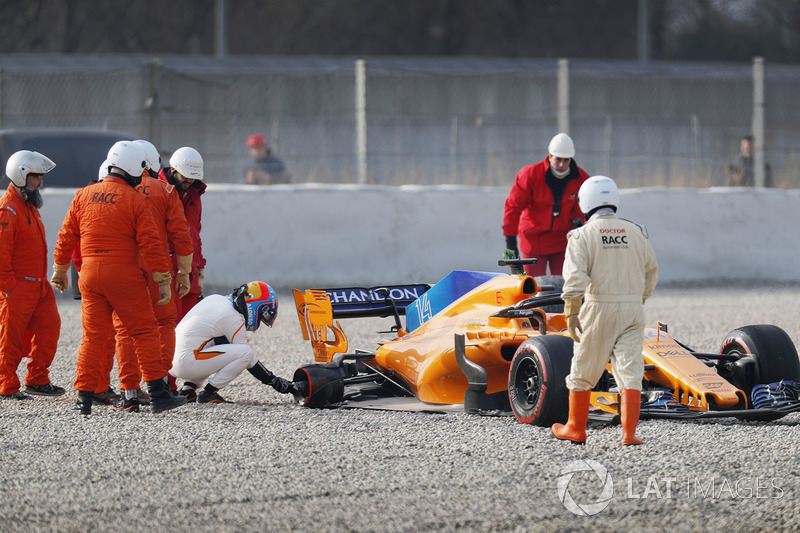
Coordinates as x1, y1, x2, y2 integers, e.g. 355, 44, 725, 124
323, 284, 431, 318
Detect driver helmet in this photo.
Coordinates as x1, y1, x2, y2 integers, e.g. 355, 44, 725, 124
232, 281, 278, 331
578, 175, 619, 218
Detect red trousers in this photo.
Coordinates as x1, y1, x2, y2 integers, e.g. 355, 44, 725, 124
523, 252, 566, 277
74, 261, 163, 392
114, 275, 178, 391
176, 290, 201, 322
0, 279, 61, 395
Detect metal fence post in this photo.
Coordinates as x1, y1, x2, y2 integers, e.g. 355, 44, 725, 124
752, 57, 765, 187
146, 59, 161, 148
215, 0, 228, 58
355, 59, 368, 184
557, 58, 570, 134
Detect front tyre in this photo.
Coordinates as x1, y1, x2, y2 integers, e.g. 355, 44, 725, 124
508, 336, 574, 426
719, 324, 800, 401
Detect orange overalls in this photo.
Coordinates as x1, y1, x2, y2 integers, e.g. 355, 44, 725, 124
73, 229, 119, 398
53, 176, 172, 393
113, 176, 192, 392
0, 184, 61, 395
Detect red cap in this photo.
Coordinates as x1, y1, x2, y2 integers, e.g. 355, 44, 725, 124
247, 134, 266, 148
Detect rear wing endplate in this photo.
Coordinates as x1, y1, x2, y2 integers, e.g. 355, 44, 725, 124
293, 284, 430, 362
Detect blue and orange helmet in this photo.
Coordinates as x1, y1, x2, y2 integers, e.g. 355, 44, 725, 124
232, 281, 278, 331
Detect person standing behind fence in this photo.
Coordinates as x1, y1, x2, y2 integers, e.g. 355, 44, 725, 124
159, 147, 206, 320
502, 133, 589, 277
242, 134, 290, 185
0, 150, 65, 400
728, 135, 772, 187
51, 141, 187, 415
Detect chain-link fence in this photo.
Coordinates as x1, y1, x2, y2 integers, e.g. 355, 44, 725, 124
0, 54, 795, 188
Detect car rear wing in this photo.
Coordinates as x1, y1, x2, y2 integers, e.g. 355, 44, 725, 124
293, 284, 430, 363
321, 284, 431, 319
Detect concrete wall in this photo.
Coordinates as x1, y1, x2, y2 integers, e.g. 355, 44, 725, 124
41, 185, 800, 290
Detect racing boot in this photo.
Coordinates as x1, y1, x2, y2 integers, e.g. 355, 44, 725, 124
551, 390, 591, 445
620, 389, 644, 446
73, 390, 94, 416
147, 378, 187, 414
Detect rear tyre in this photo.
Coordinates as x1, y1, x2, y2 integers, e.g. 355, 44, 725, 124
508, 336, 574, 426
719, 324, 800, 405
292, 364, 349, 408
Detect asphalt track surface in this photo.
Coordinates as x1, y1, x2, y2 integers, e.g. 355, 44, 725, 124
1, 282, 799, 532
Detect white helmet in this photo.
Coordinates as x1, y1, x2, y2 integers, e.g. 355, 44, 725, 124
547, 133, 575, 159
133, 140, 161, 172
106, 141, 147, 177
169, 146, 204, 181
97, 160, 109, 182
5, 150, 56, 187
579, 175, 619, 216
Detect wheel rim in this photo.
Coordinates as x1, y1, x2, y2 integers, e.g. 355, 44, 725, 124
514, 357, 540, 409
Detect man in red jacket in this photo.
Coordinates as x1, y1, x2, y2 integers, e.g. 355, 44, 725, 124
0, 150, 65, 399
502, 133, 589, 277
159, 146, 206, 320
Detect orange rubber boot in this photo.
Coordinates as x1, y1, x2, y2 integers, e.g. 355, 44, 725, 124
620, 389, 644, 446
551, 390, 591, 444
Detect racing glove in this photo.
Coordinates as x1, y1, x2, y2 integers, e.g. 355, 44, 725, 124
564, 297, 583, 343
270, 377, 294, 394
503, 235, 519, 260
50, 263, 70, 293
152, 271, 172, 305
503, 236, 524, 275
248, 361, 285, 390
175, 253, 193, 299
247, 361, 301, 395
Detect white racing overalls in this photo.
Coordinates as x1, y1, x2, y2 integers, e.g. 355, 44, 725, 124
170, 294, 257, 389
561, 209, 658, 391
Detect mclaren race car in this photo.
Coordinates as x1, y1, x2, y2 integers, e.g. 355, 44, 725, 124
291, 260, 800, 425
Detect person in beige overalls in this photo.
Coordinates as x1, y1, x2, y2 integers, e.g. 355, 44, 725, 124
552, 175, 658, 446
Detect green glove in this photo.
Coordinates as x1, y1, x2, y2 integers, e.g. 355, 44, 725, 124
503, 235, 519, 260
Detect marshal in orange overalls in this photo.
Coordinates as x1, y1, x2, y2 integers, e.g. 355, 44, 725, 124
53, 176, 172, 393
0, 183, 61, 395
113, 175, 193, 392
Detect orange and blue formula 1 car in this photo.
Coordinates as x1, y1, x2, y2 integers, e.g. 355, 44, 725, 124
291, 260, 800, 425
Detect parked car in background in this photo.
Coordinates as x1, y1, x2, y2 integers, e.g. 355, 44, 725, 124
0, 127, 137, 188
0, 128, 139, 299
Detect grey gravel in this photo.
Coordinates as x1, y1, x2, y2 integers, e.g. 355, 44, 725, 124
1, 282, 799, 532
